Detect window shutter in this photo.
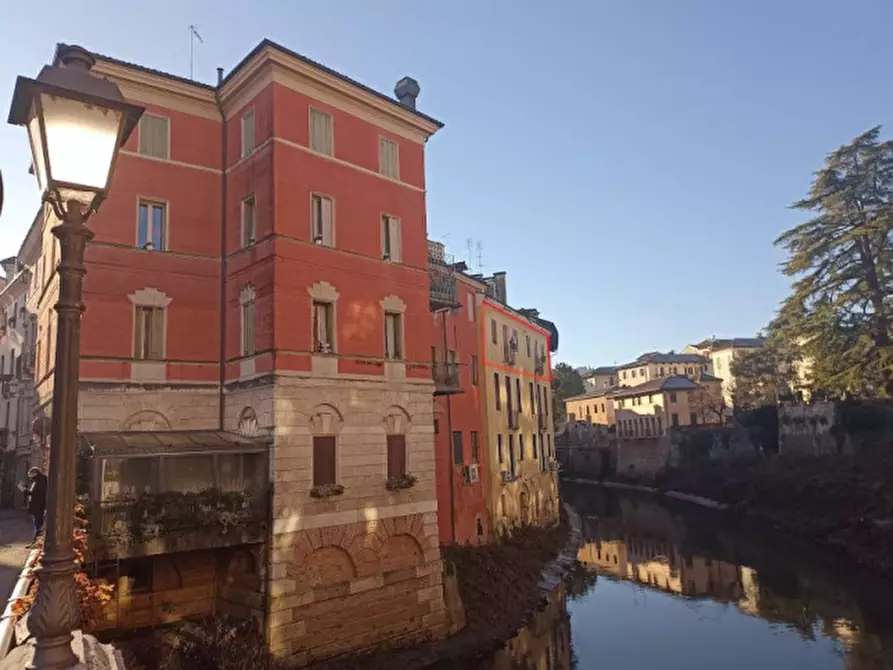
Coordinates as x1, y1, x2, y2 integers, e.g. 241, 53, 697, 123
384, 314, 394, 358
387, 435, 406, 478
134, 307, 145, 358
381, 216, 389, 257
139, 116, 169, 159
391, 218, 402, 262
313, 435, 336, 486
321, 196, 333, 245
149, 308, 165, 359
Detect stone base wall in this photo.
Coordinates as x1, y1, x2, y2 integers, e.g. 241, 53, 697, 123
493, 470, 560, 535
77, 384, 221, 432
616, 438, 670, 479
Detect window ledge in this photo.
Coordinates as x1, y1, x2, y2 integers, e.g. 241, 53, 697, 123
131, 361, 166, 383
311, 354, 338, 376
384, 360, 406, 380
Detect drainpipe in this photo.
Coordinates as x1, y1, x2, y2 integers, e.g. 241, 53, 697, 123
443, 311, 457, 543
214, 67, 227, 431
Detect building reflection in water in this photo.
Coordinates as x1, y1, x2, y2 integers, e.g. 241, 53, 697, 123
567, 485, 893, 670
486, 584, 573, 670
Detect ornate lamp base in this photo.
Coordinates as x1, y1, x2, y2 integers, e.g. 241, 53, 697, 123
0, 631, 126, 670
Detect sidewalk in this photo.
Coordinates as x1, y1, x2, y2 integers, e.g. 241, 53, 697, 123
0, 510, 32, 608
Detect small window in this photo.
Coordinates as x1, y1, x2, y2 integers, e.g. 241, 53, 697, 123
547, 434, 552, 457
240, 290, 256, 357
310, 108, 333, 156
497, 434, 504, 463
690, 412, 698, 426
671, 413, 680, 428
631, 369, 637, 378
526, 335, 531, 357
241, 110, 256, 158
434, 418, 439, 434
494, 373, 501, 410
519, 435, 525, 460
490, 319, 497, 344
313, 301, 335, 353
452, 431, 463, 466
467, 293, 476, 322
471, 355, 479, 385
379, 136, 399, 179
384, 312, 403, 360
138, 114, 169, 159
242, 195, 256, 247
387, 434, 406, 478
471, 431, 479, 464
529, 382, 535, 415
134, 306, 164, 360
311, 194, 334, 246
669, 392, 677, 402
533, 435, 538, 459
381, 215, 401, 261
313, 435, 336, 486
137, 200, 166, 251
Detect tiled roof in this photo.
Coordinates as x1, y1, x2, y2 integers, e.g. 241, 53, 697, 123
609, 376, 699, 399
617, 352, 708, 369
584, 366, 617, 377
692, 337, 766, 351
565, 387, 617, 402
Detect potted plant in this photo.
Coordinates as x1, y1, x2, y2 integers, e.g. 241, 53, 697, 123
310, 483, 344, 498
385, 473, 417, 491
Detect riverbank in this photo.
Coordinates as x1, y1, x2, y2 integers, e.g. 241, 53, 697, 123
569, 450, 893, 574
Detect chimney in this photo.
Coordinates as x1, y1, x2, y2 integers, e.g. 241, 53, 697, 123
217, 67, 224, 86
492, 271, 507, 304
394, 76, 420, 110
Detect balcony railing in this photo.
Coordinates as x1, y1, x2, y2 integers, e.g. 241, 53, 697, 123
534, 354, 546, 376
428, 240, 458, 311
432, 361, 464, 395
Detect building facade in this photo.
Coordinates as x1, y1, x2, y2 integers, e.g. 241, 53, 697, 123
582, 366, 617, 393
615, 352, 712, 387
683, 337, 765, 406
431, 257, 490, 545
480, 281, 559, 534
26, 40, 452, 664
564, 388, 615, 426
612, 375, 724, 439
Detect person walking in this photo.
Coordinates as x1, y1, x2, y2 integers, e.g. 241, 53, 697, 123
24, 466, 47, 547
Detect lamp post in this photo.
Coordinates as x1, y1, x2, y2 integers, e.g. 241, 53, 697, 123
7, 44, 143, 669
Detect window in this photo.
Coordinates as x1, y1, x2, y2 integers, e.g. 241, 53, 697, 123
379, 136, 399, 179
490, 319, 497, 344
471, 355, 479, 385
310, 108, 333, 155
515, 378, 522, 414
497, 434, 504, 463
242, 195, 256, 247
526, 335, 531, 357
312, 435, 336, 486
384, 312, 403, 360
467, 293, 476, 322
671, 413, 680, 427
494, 373, 501, 410
505, 375, 513, 414
241, 110, 256, 158
471, 431, 479, 463
381, 215, 402, 261
529, 382, 535, 415
313, 301, 335, 353
690, 412, 698, 426
137, 200, 166, 251
669, 392, 677, 403
452, 431, 463, 466
533, 434, 538, 459
138, 114, 169, 159
657, 416, 663, 433
640, 367, 645, 377
547, 434, 552, 457
387, 434, 406, 478
631, 369, 637, 378
311, 194, 334, 246
240, 286, 256, 357
519, 435, 525, 460
434, 418, 439, 434
45, 323, 51, 373
544, 388, 549, 416
134, 306, 164, 360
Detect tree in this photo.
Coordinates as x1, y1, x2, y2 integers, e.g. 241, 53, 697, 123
551, 362, 585, 425
775, 126, 893, 397
730, 343, 795, 408
690, 383, 728, 425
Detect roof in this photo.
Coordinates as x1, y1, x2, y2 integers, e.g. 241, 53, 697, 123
697, 372, 722, 383
80, 430, 270, 456
609, 376, 700, 399
584, 366, 617, 378
565, 387, 617, 402
616, 352, 708, 369
692, 337, 766, 351
76, 39, 444, 129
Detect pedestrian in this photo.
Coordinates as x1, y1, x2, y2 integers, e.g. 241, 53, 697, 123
24, 466, 47, 547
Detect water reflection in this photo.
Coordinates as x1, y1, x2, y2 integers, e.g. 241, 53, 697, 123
488, 484, 893, 669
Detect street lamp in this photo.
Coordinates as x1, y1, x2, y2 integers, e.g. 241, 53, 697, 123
7, 44, 143, 670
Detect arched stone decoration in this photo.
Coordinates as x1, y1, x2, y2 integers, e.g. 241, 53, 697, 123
239, 284, 257, 306
122, 410, 172, 431
128, 287, 172, 307
309, 403, 344, 435
380, 534, 424, 572
303, 546, 356, 587
307, 281, 340, 302
383, 405, 411, 435
238, 407, 259, 436
379, 295, 406, 313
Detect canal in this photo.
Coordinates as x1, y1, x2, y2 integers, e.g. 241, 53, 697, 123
485, 482, 893, 669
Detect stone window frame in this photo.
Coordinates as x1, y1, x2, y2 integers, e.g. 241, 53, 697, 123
308, 281, 340, 355
129, 287, 172, 360
380, 295, 406, 361
309, 403, 344, 486
240, 284, 257, 357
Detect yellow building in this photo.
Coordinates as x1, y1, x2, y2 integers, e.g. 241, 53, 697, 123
582, 366, 617, 392
615, 352, 711, 387
683, 337, 765, 406
564, 388, 616, 426
612, 375, 724, 438
480, 287, 559, 534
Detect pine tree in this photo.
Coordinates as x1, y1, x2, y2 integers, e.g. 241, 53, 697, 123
775, 126, 893, 397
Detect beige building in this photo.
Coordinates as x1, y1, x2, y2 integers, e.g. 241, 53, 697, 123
564, 388, 616, 426
683, 337, 765, 406
614, 352, 711, 388
480, 282, 559, 535
612, 375, 724, 439
582, 366, 617, 392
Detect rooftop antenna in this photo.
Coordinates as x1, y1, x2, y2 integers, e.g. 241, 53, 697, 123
476, 241, 484, 274
189, 24, 204, 80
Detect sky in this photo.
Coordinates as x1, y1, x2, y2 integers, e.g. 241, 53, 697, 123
1, 0, 891, 369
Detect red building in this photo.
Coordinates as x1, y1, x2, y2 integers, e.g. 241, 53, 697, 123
26, 41, 457, 664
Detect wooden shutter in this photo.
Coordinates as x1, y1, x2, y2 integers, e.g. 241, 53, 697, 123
311, 109, 332, 155
381, 216, 390, 258
139, 115, 169, 159
313, 436, 336, 486
385, 314, 395, 359
391, 218, 402, 262
149, 308, 165, 360
134, 307, 145, 359
321, 196, 334, 245
387, 435, 406, 478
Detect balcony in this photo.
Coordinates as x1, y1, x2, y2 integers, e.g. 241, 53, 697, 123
428, 240, 458, 311
534, 354, 547, 376
78, 430, 270, 560
432, 361, 464, 395
503, 345, 517, 367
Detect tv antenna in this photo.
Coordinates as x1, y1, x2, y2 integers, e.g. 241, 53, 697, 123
189, 24, 204, 80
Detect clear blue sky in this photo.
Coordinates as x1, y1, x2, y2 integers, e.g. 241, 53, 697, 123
1, 1, 890, 368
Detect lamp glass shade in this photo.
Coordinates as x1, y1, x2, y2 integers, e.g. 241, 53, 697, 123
38, 92, 123, 202
27, 108, 47, 193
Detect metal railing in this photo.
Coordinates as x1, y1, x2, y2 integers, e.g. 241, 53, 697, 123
428, 241, 457, 310
432, 361, 462, 393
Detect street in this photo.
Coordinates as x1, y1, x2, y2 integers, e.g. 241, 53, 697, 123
0, 510, 31, 609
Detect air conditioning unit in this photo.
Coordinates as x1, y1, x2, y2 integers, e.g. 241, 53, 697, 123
466, 464, 480, 484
